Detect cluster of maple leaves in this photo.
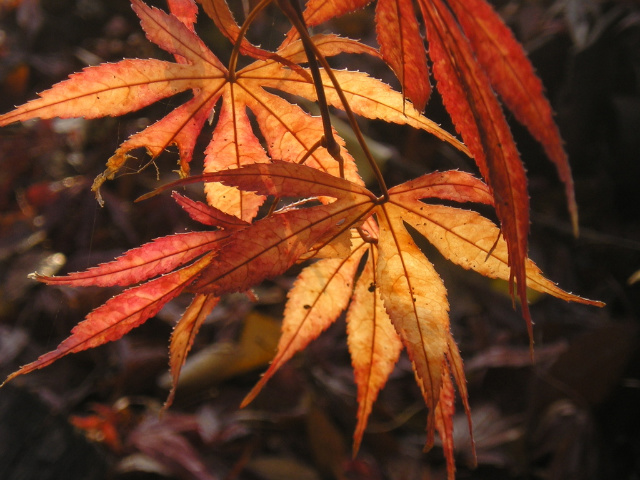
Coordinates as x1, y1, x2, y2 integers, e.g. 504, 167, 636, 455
0, 0, 603, 478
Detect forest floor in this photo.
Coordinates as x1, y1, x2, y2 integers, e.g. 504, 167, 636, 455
0, 1, 639, 479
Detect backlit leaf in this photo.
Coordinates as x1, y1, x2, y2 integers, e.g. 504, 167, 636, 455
376, 0, 431, 111
202, 97, 270, 221
167, 0, 198, 32
387, 170, 494, 205
446, 0, 578, 234
396, 202, 603, 306
346, 243, 402, 453
141, 161, 375, 203
435, 368, 457, 479
165, 293, 219, 408
0, 2, 604, 477
302, 0, 370, 26
190, 198, 373, 296
2, 252, 216, 386
445, 333, 475, 464
376, 204, 450, 447
32, 231, 229, 287
242, 239, 366, 406
418, 0, 532, 344
171, 191, 251, 229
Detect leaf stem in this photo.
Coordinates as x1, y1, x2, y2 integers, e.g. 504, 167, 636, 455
296, 137, 323, 166
357, 226, 378, 244
265, 138, 324, 217
278, 1, 389, 200
278, 0, 345, 178
228, 0, 272, 81
313, 47, 390, 202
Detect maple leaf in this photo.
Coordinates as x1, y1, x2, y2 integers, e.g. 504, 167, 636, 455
419, 0, 532, 349
230, 165, 602, 477
345, 240, 403, 453
444, 0, 577, 235
375, 0, 431, 111
0, 2, 603, 478
3, 252, 218, 386
2, 163, 376, 391
167, 0, 199, 32
297, 0, 576, 349
0, 0, 464, 218
3, 157, 601, 480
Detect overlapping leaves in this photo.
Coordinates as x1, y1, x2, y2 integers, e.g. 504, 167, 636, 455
238, 165, 601, 476
4, 162, 374, 392
0, 0, 463, 216
0, 1, 603, 479
297, 0, 578, 346
2, 161, 601, 480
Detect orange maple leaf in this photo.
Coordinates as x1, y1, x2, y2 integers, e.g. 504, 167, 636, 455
0, 0, 464, 218
2, 162, 374, 383
3, 160, 601, 479
223, 166, 601, 476
0, 2, 604, 479
297, 0, 577, 350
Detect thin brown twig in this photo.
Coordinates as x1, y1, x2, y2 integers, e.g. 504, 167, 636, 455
284, 13, 390, 201
228, 0, 273, 80
277, 0, 345, 178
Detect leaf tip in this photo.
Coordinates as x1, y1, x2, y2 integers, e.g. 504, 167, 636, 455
135, 192, 153, 203
423, 411, 436, 453
240, 382, 263, 409
351, 438, 362, 460
521, 300, 535, 360
162, 388, 176, 414
571, 210, 580, 239
1, 366, 27, 389
29, 272, 52, 284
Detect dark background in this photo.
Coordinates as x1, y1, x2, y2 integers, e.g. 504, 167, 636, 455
0, 0, 639, 479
